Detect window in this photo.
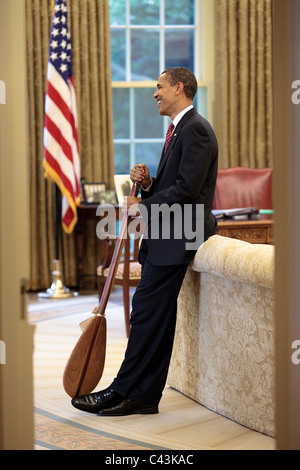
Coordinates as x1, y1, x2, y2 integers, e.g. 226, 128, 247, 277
109, 0, 214, 176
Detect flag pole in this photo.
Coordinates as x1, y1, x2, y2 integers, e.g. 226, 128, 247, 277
38, 184, 78, 299
39, 0, 80, 299
55, 183, 60, 260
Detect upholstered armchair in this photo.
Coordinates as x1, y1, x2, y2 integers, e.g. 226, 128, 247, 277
213, 167, 273, 210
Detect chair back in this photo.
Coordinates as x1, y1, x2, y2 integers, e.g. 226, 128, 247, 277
213, 167, 273, 210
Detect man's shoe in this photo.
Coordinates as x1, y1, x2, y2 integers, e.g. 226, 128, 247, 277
71, 388, 123, 414
97, 398, 158, 416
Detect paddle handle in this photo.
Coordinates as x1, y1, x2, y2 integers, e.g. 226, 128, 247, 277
97, 182, 140, 315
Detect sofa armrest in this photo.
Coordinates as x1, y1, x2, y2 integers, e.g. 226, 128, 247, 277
190, 235, 274, 289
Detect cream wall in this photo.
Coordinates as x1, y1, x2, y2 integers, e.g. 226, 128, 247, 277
0, 0, 34, 450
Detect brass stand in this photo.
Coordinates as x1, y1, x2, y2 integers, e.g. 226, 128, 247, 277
38, 259, 78, 299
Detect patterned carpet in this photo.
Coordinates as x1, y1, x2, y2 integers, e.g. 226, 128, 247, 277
34, 408, 164, 451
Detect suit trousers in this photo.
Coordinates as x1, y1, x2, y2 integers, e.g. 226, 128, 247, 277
111, 259, 189, 407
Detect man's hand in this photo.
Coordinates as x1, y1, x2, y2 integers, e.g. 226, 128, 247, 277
122, 196, 142, 217
130, 163, 152, 189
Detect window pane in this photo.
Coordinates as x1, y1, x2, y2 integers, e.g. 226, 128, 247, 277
109, 0, 126, 26
111, 30, 126, 81
165, 0, 194, 25
110, 0, 201, 178
112, 89, 130, 139
131, 29, 159, 80
165, 29, 194, 71
135, 143, 162, 177
134, 88, 163, 138
195, 87, 208, 119
114, 144, 131, 174
130, 0, 160, 25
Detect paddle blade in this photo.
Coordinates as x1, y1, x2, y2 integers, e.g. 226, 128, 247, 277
63, 315, 107, 398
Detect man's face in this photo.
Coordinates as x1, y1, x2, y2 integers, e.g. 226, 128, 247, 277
153, 73, 178, 118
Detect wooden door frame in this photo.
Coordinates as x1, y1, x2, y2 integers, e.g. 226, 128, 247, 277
0, 0, 34, 450
273, 0, 300, 450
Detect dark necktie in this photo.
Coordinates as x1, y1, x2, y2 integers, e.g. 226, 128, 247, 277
164, 123, 175, 153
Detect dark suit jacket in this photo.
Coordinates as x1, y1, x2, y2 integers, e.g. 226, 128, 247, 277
138, 107, 218, 266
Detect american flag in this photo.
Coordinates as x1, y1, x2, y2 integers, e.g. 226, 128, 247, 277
43, 0, 80, 234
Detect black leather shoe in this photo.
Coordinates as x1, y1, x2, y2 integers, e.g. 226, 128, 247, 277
97, 398, 158, 416
71, 388, 123, 413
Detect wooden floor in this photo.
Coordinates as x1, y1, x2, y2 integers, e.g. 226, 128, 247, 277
29, 288, 276, 451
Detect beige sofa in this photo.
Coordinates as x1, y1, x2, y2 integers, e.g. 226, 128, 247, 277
168, 235, 275, 437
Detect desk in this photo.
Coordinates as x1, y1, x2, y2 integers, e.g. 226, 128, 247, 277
216, 216, 274, 244
75, 204, 98, 289
75, 206, 274, 289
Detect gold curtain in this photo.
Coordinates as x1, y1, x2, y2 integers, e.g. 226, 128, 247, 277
215, 0, 273, 168
25, 0, 114, 290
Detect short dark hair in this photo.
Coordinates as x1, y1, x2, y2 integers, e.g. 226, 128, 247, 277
162, 67, 198, 100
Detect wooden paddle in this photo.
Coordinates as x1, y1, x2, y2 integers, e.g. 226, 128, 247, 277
63, 182, 140, 398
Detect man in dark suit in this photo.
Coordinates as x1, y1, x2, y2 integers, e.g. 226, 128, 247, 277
72, 67, 218, 416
